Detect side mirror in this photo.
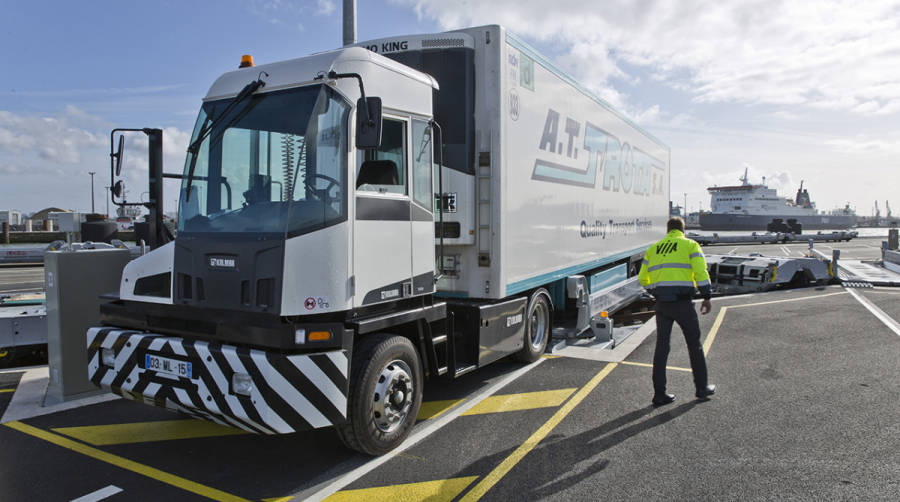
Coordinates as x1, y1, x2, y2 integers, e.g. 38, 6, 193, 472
113, 180, 125, 198
356, 97, 382, 150
114, 135, 125, 176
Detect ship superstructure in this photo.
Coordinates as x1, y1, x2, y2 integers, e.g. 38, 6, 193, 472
700, 168, 856, 230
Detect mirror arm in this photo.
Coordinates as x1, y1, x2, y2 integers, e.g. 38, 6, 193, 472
109, 128, 146, 207
317, 71, 371, 126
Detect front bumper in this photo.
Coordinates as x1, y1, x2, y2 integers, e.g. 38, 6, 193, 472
87, 327, 349, 434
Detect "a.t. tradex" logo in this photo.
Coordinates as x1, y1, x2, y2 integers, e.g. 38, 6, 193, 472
532, 108, 666, 196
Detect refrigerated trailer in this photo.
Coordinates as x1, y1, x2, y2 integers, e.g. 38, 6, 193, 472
88, 25, 669, 455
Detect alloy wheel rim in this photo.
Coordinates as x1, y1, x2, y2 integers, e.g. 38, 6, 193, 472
529, 301, 548, 350
372, 359, 413, 433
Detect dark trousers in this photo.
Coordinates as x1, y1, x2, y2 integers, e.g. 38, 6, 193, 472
653, 299, 708, 395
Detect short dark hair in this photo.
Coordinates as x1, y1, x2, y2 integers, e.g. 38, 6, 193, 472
667, 217, 685, 232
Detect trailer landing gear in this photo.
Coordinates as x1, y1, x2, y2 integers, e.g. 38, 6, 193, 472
337, 334, 424, 455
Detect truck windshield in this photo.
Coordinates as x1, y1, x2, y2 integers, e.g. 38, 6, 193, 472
178, 84, 350, 237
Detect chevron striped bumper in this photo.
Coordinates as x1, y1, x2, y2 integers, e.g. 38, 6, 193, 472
87, 327, 349, 434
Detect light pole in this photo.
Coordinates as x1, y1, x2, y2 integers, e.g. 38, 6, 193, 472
683, 192, 687, 216
105, 186, 110, 217
88, 171, 96, 214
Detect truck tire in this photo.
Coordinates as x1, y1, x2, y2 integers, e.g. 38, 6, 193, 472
515, 289, 552, 363
336, 334, 423, 456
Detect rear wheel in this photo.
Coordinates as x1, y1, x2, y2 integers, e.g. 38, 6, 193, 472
336, 334, 423, 456
515, 289, 552, 362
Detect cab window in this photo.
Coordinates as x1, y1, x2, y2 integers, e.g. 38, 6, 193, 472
411, 119, 433, 209
357, 118, 407, 195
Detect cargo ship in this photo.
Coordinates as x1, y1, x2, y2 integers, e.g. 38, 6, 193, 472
699, 169, 857, 230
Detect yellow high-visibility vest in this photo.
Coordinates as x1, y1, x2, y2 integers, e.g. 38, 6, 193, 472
639, 229, 711, 299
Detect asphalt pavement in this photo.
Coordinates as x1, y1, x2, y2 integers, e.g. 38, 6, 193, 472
1, 285, 898, 501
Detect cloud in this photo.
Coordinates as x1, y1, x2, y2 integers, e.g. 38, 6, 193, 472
316, 0, 336, 16
769, 110, 800, 120
631, 105, 697, 130
393, 0, 900, 116
0, 107, 106, 165
825, 135, 900, 155
0, 107, 191, 213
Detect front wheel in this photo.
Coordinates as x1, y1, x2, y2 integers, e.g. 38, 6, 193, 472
336, 334, 423, 456
515, 289, 552, 363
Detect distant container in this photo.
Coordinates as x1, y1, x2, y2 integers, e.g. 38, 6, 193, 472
82, 214, 117, 243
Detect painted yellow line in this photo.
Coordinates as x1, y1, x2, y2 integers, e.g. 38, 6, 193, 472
52, 419, 248, 446
261, 497, 294, 502
3, 421, 250, 502
459, 364, 617, 501
324, 476, 477, 502
0, 388, 15, 393
417, 399, 463, 420
703, 306, 728, 356
462, 388, 577, 416
618, 361, 692, 372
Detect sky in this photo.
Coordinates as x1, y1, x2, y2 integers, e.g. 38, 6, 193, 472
1, 0, 899, 217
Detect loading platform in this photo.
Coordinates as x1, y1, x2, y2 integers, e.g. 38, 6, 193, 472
837, 260, 900, 287
688, 230, 857, 246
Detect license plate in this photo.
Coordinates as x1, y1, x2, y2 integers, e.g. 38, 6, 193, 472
144, 354, 192, 379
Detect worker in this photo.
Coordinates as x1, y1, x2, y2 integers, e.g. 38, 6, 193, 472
639, 216, 716, 406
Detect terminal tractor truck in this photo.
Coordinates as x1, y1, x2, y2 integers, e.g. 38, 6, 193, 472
89, 26, 670, 455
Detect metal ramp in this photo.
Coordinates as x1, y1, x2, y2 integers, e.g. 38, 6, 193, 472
548, 276, 647, 354
837, 260, 900, 287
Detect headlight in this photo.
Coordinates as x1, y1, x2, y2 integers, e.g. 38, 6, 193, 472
295, 328, 306, 344
101, 348, 116, 367
232, 373, 253, 396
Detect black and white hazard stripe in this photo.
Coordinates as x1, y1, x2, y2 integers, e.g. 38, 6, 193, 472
87, 327, 349, 434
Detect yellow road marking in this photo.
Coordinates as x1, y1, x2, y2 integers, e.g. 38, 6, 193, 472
462, 388, 577, 416
703, 307, 728, 356
3, 421, 249, 502
52, 419, 248, 446
46, 389, 569, 446
618, 361, 692, 372
459, 364, 617, 501
541, 354, 561, 359
417, 399, 463, 420
0, 388, 15, 393
261, 497, 294, 502
324, 476, 477, 502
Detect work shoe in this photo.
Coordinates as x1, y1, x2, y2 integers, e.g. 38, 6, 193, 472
652, 393, 676, 406
696, 384, 717, 400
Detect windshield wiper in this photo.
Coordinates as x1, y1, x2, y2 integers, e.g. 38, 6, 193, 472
185, 72, 268, 201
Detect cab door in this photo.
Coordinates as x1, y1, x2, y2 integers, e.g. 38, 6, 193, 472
353, 116, 413, 306
410, 118, 436, 296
